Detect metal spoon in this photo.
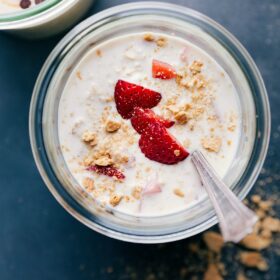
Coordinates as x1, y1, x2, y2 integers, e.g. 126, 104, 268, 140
191, 150, 258, 243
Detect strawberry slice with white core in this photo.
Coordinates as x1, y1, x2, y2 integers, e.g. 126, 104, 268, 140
139, 122, 189, 164
114, 80, 162, 119
131, 107, 174, 134
152, 59, 177, 80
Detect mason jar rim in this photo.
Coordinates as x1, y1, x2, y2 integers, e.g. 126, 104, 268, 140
29, 2, 270, 243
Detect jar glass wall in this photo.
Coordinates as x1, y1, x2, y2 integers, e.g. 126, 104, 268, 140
29, 2, 270, 243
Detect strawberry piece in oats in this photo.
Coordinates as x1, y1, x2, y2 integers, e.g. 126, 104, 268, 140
131, 107, 174, 134
114, 80, 162, 119
87, 165, 125, 180
139, 122, 189, 164
152, 59, 176, 80
142, 179, 162, 196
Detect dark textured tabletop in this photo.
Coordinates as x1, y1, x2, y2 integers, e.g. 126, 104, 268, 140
0, 0, 279, 279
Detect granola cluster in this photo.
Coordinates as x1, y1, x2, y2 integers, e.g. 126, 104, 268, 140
143, 33, 167, 47
160, 58, 237, 155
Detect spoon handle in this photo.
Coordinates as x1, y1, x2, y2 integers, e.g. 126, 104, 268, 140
191, 150, 258, 243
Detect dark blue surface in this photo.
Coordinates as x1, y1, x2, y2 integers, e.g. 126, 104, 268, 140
0, 1, 279, 279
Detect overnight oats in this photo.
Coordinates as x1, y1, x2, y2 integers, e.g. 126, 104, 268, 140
59, 32, 241, 216
0, 0, 94, 38
30, 3, 270, 242
0, 0, 46, 14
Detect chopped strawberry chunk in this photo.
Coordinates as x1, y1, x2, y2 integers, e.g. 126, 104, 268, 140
139, 122, 189, 164
114, 80, 162, 119
131, 107, 174, 134
142, 179, 162, 195
152, 59, 177, 80
87, 165, 125, 180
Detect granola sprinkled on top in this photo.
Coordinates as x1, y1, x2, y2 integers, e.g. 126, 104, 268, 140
131, 187, 142, 200
109, 194, 123, 207
156, 37, 167, 47
190, 60, 204, 75
82, 131, 97, 147
143, 33, 155, 42
59, 32, 241, 215
105, 120, 121, 133
201, 136, 222, 153
173, 188, 185, 197
82, 177, 95, 192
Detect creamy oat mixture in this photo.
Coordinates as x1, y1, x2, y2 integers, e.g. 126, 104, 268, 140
58, 32, 241, 216
0, 0, 46, 14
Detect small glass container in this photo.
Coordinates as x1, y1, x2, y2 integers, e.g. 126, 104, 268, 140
0, 0, 94, 38
29, 2, 270, 243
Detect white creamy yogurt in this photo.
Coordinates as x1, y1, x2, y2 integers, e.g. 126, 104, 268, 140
0, 0, 46, 14
58, 32, 241, 217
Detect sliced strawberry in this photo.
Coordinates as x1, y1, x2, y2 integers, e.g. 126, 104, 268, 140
139, 122, 189, 164
131, 107, 174, 134
114, 80, 162, 119
152, 59, 177, 80
87, 165, 125, 180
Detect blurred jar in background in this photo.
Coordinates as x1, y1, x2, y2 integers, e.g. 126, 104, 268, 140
0, 0, 95, 38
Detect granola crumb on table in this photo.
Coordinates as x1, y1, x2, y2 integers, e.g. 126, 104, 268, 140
239, 251, 268, 271
203, 231, 224, 254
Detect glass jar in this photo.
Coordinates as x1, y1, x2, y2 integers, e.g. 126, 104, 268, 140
29, 2, 270, 243
0, 0, 94, 38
